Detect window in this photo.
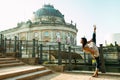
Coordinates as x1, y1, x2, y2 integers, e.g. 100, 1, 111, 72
34, 32, 38, 37
44, 31, 49, 36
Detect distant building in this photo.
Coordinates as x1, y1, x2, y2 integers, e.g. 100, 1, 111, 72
0, 4, 78, 45
105, 33, 120, 46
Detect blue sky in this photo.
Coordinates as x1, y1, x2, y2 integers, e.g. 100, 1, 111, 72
0, 0, 120, 46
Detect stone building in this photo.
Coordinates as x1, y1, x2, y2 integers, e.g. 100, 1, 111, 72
0, 4, 78, 45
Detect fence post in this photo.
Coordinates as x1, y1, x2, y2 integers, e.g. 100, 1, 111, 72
2, 37, 4, 55
39, 44, 43, 64
32, 39, 35, 57
36, 40, 39, 58
84, 52, 87, 64
58, 42, 62, 65
0, 34, 4, 52
4, 38, 7, 54
99, 44, 106, 73
14, 36, 17, 52
118, 47, 120, 64
115, 42, 120, 64
19, 40, 22, 58
68, 46, 72, 71
49, 45, 51, 63
9, 39, 11, 52
0, 34, 3, 46
26, 40, 28, 55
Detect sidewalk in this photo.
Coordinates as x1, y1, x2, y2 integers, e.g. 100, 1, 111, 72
34, 72, 120, 80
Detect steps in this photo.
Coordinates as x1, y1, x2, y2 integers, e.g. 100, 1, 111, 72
0, 53, 4, 58
0, 57, 52, 80
0, 66, 52, 80
0, 57, 25, 68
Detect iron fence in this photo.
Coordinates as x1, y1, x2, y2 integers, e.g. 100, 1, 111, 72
0, 34, 120, 72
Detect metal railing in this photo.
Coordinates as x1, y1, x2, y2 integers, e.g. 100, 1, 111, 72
0, 34, 120, 73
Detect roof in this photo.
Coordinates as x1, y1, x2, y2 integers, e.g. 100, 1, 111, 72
34, 4, 64, 18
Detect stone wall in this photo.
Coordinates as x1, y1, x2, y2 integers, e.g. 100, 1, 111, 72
21, 58, 39, 65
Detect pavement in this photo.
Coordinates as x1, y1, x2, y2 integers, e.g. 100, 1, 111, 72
34, 71, 120, 80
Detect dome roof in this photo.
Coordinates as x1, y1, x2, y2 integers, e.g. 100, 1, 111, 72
34, 4, 64, 18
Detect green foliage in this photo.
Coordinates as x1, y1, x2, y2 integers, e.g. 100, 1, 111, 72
17, 22, 25, 27
110, 43, 114, 47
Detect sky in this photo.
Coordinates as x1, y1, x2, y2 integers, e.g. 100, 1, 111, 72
0, 0, 120, 46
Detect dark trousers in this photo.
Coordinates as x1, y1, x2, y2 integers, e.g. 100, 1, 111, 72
92, 32, 96, 44
95, 57, 100, 70
92, 32, 100, 69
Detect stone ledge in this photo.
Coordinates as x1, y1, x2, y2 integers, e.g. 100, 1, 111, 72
21, 58, 39, 65
43, 64, 65, 72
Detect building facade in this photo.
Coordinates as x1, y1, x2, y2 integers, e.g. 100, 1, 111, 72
0, 4, 78, 45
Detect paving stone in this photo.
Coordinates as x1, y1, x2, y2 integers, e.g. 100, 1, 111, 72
34, 72, 120, 80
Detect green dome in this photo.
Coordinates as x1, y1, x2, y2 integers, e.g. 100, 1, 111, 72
35, 4, 64, 18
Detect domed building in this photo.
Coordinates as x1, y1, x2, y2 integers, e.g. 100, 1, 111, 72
0, 4, 78, 45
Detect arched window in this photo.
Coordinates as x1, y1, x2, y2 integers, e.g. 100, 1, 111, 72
56, 32, 61, 42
